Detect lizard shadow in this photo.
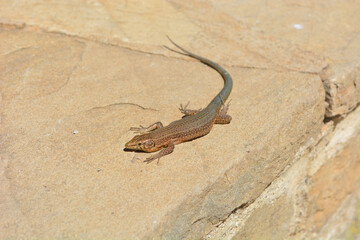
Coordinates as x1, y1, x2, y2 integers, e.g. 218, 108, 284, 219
123, 148, 144, 153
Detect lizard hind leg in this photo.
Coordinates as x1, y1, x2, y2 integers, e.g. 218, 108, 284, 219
214, 113, 232, 124
219, 100, 231, 115
179, 102, 202, 116
215, 101, 232, 124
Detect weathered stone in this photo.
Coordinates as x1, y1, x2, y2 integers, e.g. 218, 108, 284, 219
232, 196, 293, 240
216, 0, 360, 117
205, 107, 360, 240
0, 26, 324, 239
306, 106, 360, 236
323, 64, 360, 117
0, 0, 326, 73
1, 0, 359, 239
316, 192, 360, 240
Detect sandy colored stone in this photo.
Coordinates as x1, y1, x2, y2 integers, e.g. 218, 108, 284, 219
3, 0, 360, 239
306, 106, 360, 234
214, 0, 360, 117
232, 196, 293, 240
316, 192, 360, 240
0, 0, 326, 74
204, 107, 360, 240
0, 25, 324, 239
340, 198, 360, 240
323, 64, 360, 117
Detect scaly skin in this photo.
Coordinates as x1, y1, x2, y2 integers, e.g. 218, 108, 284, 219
125, 37, 233, 163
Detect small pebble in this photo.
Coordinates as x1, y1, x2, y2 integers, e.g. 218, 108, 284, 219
293, 24, 304, 30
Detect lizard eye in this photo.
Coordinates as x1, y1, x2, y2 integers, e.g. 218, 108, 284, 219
137, 143, 142, 146
143, 139, 155, 149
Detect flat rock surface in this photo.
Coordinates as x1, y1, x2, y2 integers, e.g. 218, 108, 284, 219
0, 0, 351, 239
218, 0, 360, 117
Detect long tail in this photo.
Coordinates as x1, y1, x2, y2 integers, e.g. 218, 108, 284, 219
165, 36, 233, 108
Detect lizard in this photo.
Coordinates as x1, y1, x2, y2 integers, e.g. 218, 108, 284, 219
125, 37, 233, 164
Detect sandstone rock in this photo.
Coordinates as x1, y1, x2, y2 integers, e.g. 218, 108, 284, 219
206, 107, 360, 240
216, 0, 360, 117
0, 0, 359, 239
1, 27, 324, 239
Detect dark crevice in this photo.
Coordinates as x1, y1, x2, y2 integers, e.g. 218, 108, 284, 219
324, 114, 344, 125
323, 102, 360, 126
192, 217, 206, 225
192, 200, 255, 232
214, 176, 275, 229
229, 201, 252, 215
218, 199, 254, 226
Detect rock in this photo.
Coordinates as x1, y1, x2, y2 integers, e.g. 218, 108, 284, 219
1, 1, 359, 239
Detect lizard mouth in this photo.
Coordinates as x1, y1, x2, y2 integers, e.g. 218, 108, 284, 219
125, 142, 138, 150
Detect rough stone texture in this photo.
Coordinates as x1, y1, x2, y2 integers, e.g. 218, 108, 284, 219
323, 65, 360, 118
214, 0, 360, 117
307, 107, 360, 237
1, 1, 360, 240
0, 28, 324, 239
0, 0, 327, 73
316, 192, 360, 240
207, 107, 360, 240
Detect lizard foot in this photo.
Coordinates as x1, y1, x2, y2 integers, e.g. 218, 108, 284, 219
130, 125, 149, 134
179, 102, 201, 116
144, 156, 160, 165
130, 121, 164, 134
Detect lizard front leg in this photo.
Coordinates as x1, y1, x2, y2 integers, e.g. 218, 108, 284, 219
144, 141, 175, 164
130, 121, 163, 134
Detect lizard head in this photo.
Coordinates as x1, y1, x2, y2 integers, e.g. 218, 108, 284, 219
125, 134, 158, 152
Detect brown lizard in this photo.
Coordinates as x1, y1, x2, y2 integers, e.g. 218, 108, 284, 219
125, 37, 233, 163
